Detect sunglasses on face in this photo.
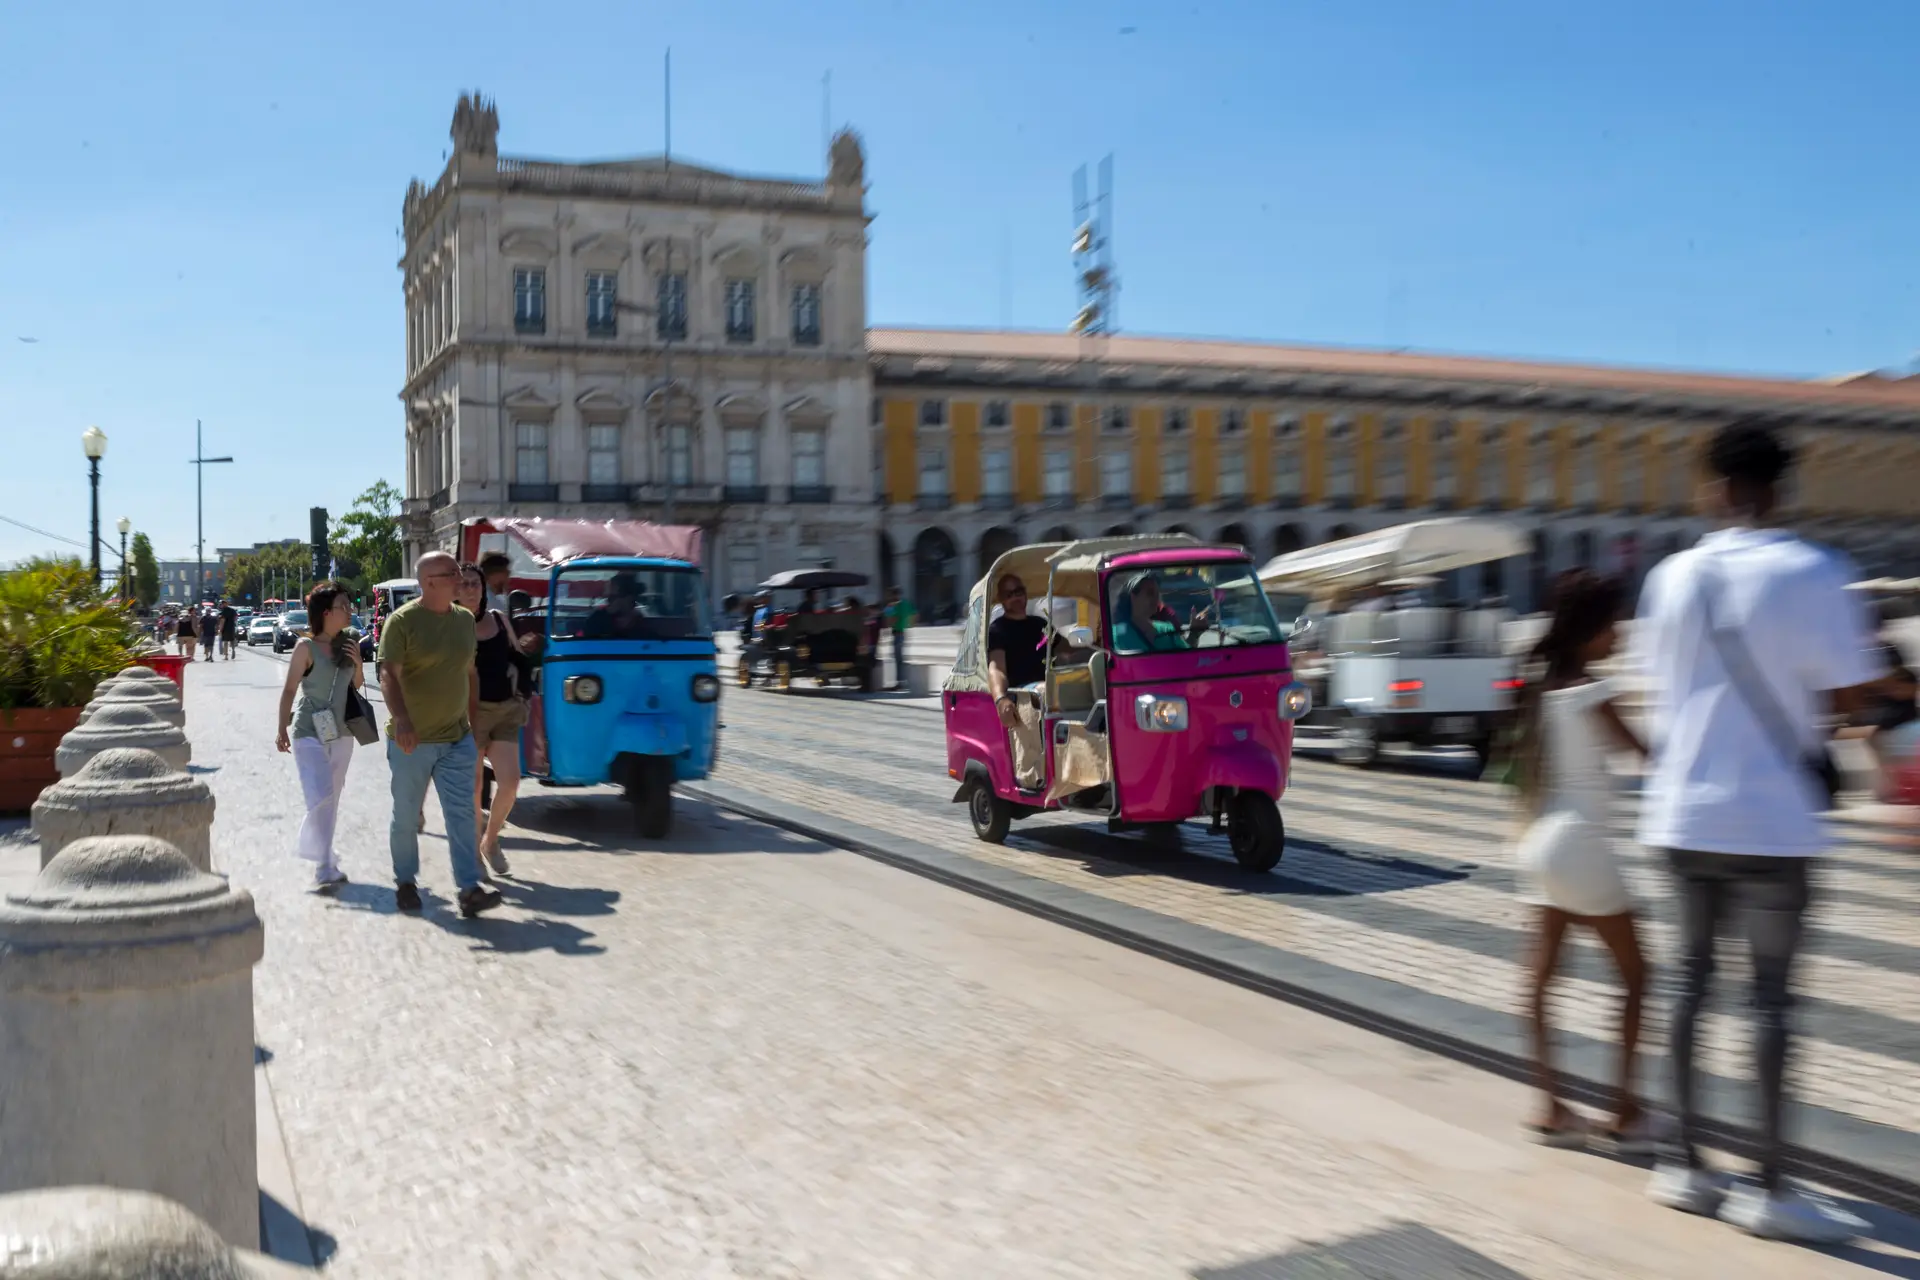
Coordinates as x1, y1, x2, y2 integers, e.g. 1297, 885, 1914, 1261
1001, 585, 1027, 599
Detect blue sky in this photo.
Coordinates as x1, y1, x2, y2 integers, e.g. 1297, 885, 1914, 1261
2, 0, 1915, 566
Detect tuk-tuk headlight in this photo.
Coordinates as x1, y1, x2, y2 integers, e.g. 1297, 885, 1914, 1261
563, 674, 603, 705
1134, 694, 1189, 732
691, 674, 720, 703
1279, 681, 1313, 721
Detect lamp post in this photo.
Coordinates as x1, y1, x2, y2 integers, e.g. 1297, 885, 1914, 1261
189, 420, 234, 606
81, 427, 107, 590
116, 516, 131, 603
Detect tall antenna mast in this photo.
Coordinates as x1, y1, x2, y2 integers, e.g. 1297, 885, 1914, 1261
664, 48, 673, 173
822, 71, 832, 159
1069, 153, 1118, 335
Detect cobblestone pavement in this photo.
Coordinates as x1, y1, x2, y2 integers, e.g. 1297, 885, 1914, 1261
55, 649, 1898, 1277
708, 688, 1920, 1141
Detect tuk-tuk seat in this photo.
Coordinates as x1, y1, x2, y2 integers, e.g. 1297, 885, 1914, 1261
1047, 662, 1096, 715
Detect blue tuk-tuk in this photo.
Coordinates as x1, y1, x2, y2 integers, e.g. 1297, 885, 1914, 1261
462, 518, 718, 837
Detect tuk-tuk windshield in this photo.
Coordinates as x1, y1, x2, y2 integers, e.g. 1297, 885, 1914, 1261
552, 565, 711, 641
1107, 562, 1287, 654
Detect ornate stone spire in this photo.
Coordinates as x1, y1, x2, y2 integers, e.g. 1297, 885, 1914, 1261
828, 127, 865, 192
451, 91, 499, 158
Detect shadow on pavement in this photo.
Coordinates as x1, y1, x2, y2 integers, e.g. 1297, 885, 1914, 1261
1017, 823, 1470, 897
1194, 1221, 1525, 1279
259, 1188, 336, 1269
445, 910, 606, 957
507, 794, 829, 858
491, 876, 619, 917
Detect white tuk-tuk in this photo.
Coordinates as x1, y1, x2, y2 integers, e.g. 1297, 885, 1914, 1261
1258, 518, 1526, 771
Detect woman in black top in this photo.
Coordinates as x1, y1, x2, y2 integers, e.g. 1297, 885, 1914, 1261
459, 563, 534, 876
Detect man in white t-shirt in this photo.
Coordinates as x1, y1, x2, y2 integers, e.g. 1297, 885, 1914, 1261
1632, 419, 1877, 1242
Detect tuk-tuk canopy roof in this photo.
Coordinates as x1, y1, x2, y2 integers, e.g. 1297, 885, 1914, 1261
1258, 518, 1526, 595
461, 517, 702, 568
971, 534, 1232, 620
757, 568, 869, 592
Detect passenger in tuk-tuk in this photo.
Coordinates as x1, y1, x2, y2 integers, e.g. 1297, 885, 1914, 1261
1113, 572, 1212, 654
987, 573, 1088, 787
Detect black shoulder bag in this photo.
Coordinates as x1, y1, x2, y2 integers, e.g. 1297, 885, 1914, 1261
1700, 558, 1841, 810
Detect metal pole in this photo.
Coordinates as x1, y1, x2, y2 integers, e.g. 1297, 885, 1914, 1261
118, 530, 128, 603
195, 420, 203, 603
88, 458, 101, 589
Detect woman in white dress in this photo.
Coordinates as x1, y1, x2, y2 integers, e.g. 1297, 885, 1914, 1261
1511, 572, 1653, 1148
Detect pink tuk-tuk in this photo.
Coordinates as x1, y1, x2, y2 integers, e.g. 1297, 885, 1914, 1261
943, 535, 1313, 871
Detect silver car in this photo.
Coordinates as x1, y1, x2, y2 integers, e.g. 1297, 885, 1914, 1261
246, 616, 278, 647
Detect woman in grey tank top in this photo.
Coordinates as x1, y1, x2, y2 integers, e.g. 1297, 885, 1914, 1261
276, 581, 366, 889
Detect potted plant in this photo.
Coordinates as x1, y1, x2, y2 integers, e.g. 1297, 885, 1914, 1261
0, 558, 141, 812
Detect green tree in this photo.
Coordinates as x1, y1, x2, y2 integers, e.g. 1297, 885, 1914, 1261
226, 542, 310, 607
128, 532, 160, 607
332, 480, 403, 588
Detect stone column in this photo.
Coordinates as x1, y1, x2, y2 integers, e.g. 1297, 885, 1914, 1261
0, 1187, 302, 1278
0, 835, 265, 1248
78, 680, 187, 729
32, 747, 217, 871
53, 703, 189, 778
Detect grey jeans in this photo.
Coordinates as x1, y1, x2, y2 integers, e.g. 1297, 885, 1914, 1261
1660, 849, 1812, 1189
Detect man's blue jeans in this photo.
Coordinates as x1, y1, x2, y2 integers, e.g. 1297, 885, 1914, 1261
387, 734, 482, 892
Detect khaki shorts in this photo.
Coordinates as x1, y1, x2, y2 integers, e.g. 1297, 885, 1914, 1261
473, 698, 528, 748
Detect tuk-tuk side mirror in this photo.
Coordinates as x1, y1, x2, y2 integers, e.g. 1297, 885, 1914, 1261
1088, 649, 1108, 702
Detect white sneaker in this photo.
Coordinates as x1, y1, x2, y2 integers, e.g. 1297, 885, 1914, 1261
1720, 1183, 1868, 1244
1647, 1162, 1725, 1216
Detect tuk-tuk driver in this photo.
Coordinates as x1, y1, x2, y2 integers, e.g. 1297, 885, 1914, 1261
1112, 573, 1211, 654
584, 572, 645, 639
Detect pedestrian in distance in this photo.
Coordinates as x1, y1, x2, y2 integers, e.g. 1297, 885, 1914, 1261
219, 600, 239, 660
376, 550, 502, 919
479, 550, 514, 619
884, 584, 915, 690
1634, 418, 1879, 1243
275, 581, 363, 891
1508, 571, 1654, 1151
176, 611, 196, 661
457, 562, 532, 878
198, 604, 219, 662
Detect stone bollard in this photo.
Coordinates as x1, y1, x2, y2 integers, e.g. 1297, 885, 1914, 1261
0, 1186, 303, 1278
100, 663, 182, 704
77, 680, 188, 730
32, 748, 217, 871
53, 703, 189, 779
0, 835, 265, 1248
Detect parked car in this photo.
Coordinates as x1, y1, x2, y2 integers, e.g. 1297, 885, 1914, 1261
246, 616, 278, 646
272, 609, 309, 653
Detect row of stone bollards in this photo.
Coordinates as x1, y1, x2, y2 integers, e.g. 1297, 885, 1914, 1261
0, 664, 275, 1272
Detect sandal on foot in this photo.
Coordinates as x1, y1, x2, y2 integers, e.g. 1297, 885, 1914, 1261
1525, 1114, 1592, 1150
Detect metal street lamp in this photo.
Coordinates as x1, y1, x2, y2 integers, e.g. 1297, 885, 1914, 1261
116, 516, 131, 603
80, 426, 107, 589
189, 420, 234, 605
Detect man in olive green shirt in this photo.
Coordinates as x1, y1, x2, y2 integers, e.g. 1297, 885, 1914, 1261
377, 550, 500, 917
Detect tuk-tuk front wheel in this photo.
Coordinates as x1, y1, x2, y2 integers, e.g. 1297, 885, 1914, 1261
968, 781, 1011, 844
1226, 793, 1284, 872
625, 757, 674, 839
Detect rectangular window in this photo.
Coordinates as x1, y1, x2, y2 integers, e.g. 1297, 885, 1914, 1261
585, 271, 618, 337
918, 398, 948, 428
1044, 446, 1073, 497
1376, 419, 1406, 504
792, 428, 826, 488
1273, 417, 1301, 499
1479, 427, 1507, 505
790, 283, 821, 346
724, 279, 756, 343
514, 421, 549, 484
984, 400, 1011, 429
982, 446, 1012, 496
725, 540, 759, 595
1617, 438, 1643, 507
1046, 402, 1071, 432
1165, 407, 1188, 434
664, 424, 692, 485
1101, 447, 1132, 497
725, 427, 759, 486
657, 272, 688, 340
918, 446, 949, 495
587, 424, 621, 486
1430, 422, 1456, 503
1103, 405, 1129, 433
1217, 449, 1246, 499
1161, 442, 1190, 495
513, 268, 546, 334
1527, 432, 1555, 506
1572, 435, 1600, 505
1221, 407, 1245, 435
1327, 419, 1355, 501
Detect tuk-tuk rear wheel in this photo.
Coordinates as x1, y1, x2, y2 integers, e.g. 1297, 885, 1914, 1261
1226, 793, 1284, 872
968, 781, 1011, 844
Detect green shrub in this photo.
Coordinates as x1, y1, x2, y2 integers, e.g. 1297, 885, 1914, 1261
0, 558, 141, 710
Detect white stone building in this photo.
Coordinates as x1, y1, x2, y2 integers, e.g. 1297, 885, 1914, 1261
398, 94, 877, 603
